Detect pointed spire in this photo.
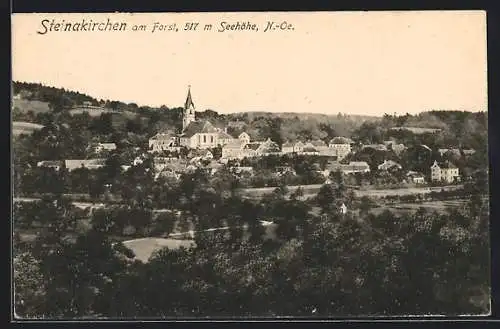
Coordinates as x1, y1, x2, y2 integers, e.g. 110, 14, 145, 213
185, 85, 195, 110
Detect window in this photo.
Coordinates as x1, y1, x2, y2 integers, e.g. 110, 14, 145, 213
211, 136, 214, 143
203, 135, 206, 143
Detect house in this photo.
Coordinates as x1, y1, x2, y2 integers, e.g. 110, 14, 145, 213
275, 166, 296, 176
221, 140, 247, 159
328, 137, 353, 161
133, 155, 145, 166
256, 138, 281, 156
362, 144, 388, 152
149, 133, 179, 153
64, 159, 106, 171
37, 160, 63, 171
302, 142, 319, 155
282, 141, 305, 154
438, 148, 461, 157
406, 171, 425, 184
281, 142, 294, 153
238, 132, 251, 145
388, 143, 406, 155
94, 143, 117, 153
342, 161, 370, 174
339, 203, 348, 215
241, 142, 261, 158
377, 160, 402, 171
217, 129, 234, 146
431, 160, 460, 183
281, 142, 295, 154
155, 169, 182, 181
310, 140, 329, 155
462, 149, 476, 156
121, 165, 131, 171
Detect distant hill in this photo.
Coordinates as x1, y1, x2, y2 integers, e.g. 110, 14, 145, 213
229, 111, 380, 122
11, 81, 487, 148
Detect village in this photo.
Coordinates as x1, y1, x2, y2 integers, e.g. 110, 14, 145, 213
34, 87, 472, 193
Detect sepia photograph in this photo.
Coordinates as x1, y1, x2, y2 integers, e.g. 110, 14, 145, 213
11, 11, 489, 319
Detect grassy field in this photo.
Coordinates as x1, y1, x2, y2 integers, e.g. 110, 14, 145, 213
370, 199, 469, 216
121, 238, 196, 262
12, 121, 44, 136
12, 99, 51, 114
239, 184, 464, 200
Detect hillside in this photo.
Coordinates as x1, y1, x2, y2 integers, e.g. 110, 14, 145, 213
11, 81, 487, 149
12, 121, 44, 136
12, 99, 51, 114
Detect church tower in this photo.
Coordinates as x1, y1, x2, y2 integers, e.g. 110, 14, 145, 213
182, 85, 196, 132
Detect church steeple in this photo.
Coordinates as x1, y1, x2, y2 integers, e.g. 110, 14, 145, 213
182, 85, 196, 132
185, 85, 195, 110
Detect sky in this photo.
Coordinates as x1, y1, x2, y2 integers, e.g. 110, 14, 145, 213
12, 11, 487, 116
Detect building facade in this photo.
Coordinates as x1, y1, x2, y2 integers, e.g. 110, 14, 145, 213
431, 160, 460, 183
328, 137, 353, 161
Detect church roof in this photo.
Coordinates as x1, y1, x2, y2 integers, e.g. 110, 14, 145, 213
185, 87, 195, 109
181, 121, 217, 137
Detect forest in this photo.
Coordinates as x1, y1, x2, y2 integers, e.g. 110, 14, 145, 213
13, 167, 490, 318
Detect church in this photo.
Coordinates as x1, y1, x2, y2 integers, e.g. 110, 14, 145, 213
149, 86, 249, 152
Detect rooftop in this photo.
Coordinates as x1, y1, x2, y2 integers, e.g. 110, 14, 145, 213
181, 121, 217, 137
330, 137, 353, 145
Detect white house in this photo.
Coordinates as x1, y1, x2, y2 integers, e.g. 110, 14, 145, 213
302, 142, 319, 155
149, 133, 179, 152
281, 142, 295, 154
217, 129, 234, 146
238, 132, 251, 145
94, 142, 117, 153
310, 140, 329, 153
328, 137, 353, 160
64, 159, 106, 171
377, 160, 402, 171
362, 144, 388, 152
37, 160, 63, 171
431, 160, 460, 183
339, 203, 348, 214
342, 161, 370, 174
438, 148, 461, 157
407, 171, 425, 184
